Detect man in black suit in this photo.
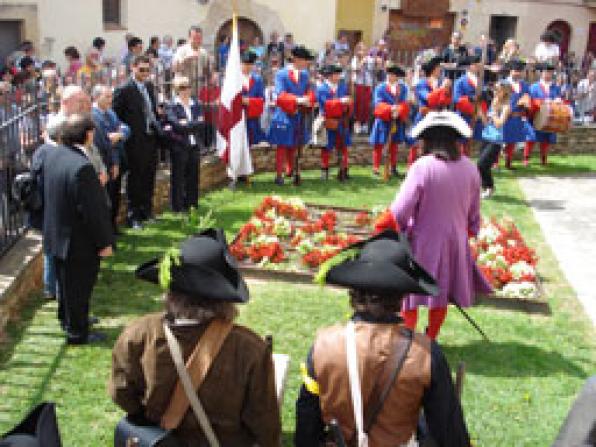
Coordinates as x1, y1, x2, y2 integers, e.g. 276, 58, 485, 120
43, 114, 113, 344
112, 54, 159, 229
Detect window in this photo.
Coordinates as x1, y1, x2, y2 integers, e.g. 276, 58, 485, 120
103, 0, 121, 26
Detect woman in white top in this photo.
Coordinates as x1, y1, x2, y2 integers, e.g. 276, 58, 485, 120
534, 31, 561, 65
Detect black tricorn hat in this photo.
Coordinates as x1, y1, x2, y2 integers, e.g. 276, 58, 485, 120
324, 230, 439, 296
135, 228, 250, 303
241, 50, 258, 64
386, 63, 406, 77
505, 59, 526, 72
291, 45, 314, 61
320, 64, 343, 76
457, 54, 482, 68
535, 62, 556, 72
422, 56, 443, 76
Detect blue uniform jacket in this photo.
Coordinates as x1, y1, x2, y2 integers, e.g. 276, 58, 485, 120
317, 80, 352, 150
453, 74, 484, 141
502, 80, 535, 144
529, 82, 562, 144
242, 74, 267, 146
268, 67, 312, 147
369, 81, 408, 146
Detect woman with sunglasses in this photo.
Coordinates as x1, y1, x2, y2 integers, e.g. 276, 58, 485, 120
163, 76, 205, 212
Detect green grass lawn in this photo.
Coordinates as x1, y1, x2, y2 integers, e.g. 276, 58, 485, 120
1, 154, 595, 446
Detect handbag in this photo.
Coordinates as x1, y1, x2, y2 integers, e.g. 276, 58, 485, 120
114, 320, 232, 447
0, 402, 62, 447
481, 123, 503, 144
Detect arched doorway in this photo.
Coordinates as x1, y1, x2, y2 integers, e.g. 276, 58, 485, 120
215, 17, 263, 66
547, 20, 572, 58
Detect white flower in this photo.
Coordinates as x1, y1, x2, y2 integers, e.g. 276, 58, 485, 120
477, 223, 500, 245
497, 281, 537, 299
510, 261, 535, 280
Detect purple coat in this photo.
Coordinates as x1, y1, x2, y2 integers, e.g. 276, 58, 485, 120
390, 155, 492, 310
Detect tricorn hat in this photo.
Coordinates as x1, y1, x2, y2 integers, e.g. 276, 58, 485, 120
321, 230, 439, 296
535, 62, 556, 72
320, 64, 343, 76
136, 228, 250, 303
411, 110, 472, 139
422, 56, 443, 76
291, 45, 314, 61
505, 59, 526, 72
457, 54, 482, 68
241, 51, 258, 64
386, 63, 406, 77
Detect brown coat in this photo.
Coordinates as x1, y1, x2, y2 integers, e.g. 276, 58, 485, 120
109, 313, 281, 447
312, 321, 431, 446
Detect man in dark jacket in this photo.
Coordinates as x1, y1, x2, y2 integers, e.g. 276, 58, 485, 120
42, 114, 113, 344
112, 54, 159, 229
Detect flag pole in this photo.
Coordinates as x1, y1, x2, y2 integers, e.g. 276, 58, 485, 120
231, 0, 252, 188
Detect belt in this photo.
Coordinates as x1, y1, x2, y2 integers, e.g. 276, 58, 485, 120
511, 112, 526, 118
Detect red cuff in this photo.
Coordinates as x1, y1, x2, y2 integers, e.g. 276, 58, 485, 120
427, 90, 443, 109
456, 96, 475, 116
480, 101, 488, 116
374, 103, 393, 122
374, 210, 399, 234
306, 90, 316, 107
530, 99, 543, 117
277, 92, 298, 115
246, 97, 264, 119
397, 102, 410, 122
324, 99, 343, 118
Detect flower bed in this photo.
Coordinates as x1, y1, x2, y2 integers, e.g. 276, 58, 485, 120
232, 199, 546, 312
230, 196, 377, 271
470, 217, 540, 300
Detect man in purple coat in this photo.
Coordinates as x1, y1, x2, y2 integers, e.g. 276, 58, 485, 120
390, 111, 492, 340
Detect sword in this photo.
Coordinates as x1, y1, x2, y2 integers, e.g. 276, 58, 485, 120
452, 301, 490, 342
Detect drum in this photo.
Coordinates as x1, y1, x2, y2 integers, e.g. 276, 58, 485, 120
533, 101, 572, 133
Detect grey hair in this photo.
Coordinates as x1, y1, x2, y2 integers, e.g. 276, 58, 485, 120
61, 85, 84, 102
91, 84, 111, 100
165, 291, 238, 324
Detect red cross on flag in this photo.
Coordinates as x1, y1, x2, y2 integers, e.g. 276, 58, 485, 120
216, 13, 253, 179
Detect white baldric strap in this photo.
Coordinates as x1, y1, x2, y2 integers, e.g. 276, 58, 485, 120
163, 323, 220, 447
346, 321, 369, 447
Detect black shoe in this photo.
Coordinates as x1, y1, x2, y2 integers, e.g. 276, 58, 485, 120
337, 168, 346, 182
373, 169, 380, 176
344, 168, 350, 180
274, 176, 284, 186
67, 331, 107, 345
293, 173, 302, 186
391, 167, 399, 177
321, 168, 329, 181
43, 292, 56, 301
89, 316, 100, 326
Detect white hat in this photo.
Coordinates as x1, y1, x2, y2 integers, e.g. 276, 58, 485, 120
410, 110, 472, 139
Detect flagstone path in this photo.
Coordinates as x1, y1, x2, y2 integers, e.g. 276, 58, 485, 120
518, 174, 596, 326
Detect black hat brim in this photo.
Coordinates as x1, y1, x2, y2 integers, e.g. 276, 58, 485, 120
291, 47, 314, 61
135, 258, 249, 303
422, 57, 443, 75
326, 259, 438, 296
386, 67, 406, 77
327, 229, 439, 296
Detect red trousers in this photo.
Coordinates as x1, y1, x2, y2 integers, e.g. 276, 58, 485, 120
401, 307, 448, 340
524, 141, 550, 164
407, 145, 419, 167
354, 84, 372, 124
276, 146, 296, 177
321, 146, 349, 169
459, 140, 472, 157
504, 143, 515, 168
373, 143, 398, 170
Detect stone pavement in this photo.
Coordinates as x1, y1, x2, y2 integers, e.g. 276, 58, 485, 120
518, 174, 596, 326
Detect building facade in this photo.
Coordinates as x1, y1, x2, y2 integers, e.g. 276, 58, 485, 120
1, 0, 596, 69
0, 0, 337, 69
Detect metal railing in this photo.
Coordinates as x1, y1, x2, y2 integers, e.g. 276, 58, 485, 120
0, 83, 45, 256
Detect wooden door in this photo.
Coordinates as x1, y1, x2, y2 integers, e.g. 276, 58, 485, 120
547, 20, 571, 58
216, 17, 263, 56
